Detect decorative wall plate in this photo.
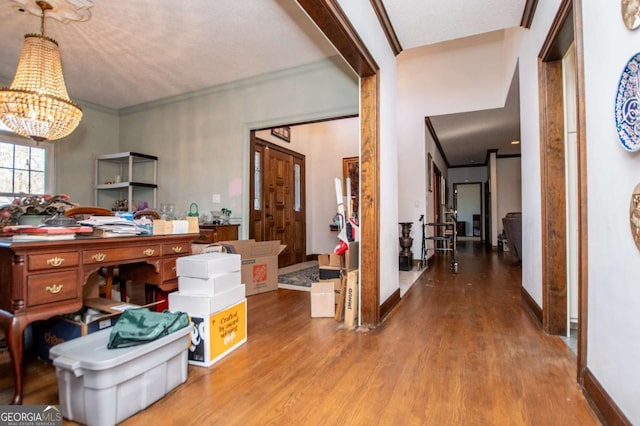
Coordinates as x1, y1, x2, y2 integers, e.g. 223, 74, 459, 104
630, 183, 640, 251
622, 0, 640, 30
615, 52, 640, 151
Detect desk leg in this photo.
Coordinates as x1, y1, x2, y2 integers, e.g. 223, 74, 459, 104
0, 312, 25, 405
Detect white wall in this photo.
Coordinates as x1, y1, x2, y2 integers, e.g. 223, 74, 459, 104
55, 104, 120, 205
117, 59, 358, 236
581, 0, 640, 421
449, 166, 488, 238
515, 0, 560, 306
563, 44, 579, 324
496, 156, 522, 232
456, 184, 481, 236
398, 32, 517, 260
338, 0, 400, 306
256, 118, 359, 256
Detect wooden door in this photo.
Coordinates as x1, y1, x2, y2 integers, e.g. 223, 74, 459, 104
250, 135, 306, 267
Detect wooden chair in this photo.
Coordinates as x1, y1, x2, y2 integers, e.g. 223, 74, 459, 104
64, 206, 125, 301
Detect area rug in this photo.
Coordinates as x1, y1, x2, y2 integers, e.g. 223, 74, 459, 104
278, 265, 319, 292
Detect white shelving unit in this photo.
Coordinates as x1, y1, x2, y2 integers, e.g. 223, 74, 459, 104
94, 152, 158, 212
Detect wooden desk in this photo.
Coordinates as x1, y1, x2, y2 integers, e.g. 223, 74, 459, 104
0, 233, 198, 405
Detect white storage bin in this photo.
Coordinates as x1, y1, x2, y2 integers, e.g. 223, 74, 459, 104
49, 323, 193, 426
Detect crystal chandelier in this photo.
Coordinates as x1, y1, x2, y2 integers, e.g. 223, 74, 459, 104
0, 1, 82, 143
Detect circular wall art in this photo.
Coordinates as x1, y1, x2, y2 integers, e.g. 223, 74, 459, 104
630, 183, 640, 251
615, 52, 640, 151
622, 0, 640, 30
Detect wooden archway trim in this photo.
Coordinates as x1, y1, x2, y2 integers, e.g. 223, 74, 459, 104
297, 0, 381, 327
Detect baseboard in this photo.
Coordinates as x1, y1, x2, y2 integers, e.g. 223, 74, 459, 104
582, 368, 632, 425
412, 254, 435, 269
521, 286, 542, 325
380, 288, 401, 321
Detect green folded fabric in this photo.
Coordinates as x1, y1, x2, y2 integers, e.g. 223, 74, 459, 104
107, 308, 189, 349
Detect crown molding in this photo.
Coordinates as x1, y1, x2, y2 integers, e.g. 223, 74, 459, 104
118, 57, 348, 116
370, 0, 402, 55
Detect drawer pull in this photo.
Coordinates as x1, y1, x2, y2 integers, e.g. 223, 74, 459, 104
46, 257, 65, 267
172, 246, 183, 253
172, 266, 176, 272
92, 253, 107, 262
46, 284, 63, 294
143, 248, 155, 256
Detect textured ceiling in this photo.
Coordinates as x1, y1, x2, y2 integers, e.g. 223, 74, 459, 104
381, 0, 527, 49
0, 0, 526, 166
429, 66, 521, 166
0, 0, 339, 110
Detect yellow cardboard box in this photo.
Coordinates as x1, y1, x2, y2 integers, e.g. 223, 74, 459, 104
188, 298, 247, 367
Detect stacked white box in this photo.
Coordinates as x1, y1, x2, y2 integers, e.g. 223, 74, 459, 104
169, 285, 245, 316
176, 252, 241, 278
170, 252, 247, 367
178, 271, 241, 296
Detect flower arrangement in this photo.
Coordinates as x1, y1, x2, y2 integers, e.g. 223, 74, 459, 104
0, 194, 77, 227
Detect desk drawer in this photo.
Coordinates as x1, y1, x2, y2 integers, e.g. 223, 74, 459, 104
83, 245, 161, 264
196, 230, 215, 244
163, 258, 178, 281
163, 242, 191, 256
28, 271, 79, 307
28, 251, 79, 271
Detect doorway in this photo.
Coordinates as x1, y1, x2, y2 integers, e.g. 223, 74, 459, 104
249, 134, 306, 268
453, 182, 482, 240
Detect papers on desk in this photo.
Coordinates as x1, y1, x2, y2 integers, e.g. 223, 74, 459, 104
4, 225, 94, 241
77, 216, 149, 237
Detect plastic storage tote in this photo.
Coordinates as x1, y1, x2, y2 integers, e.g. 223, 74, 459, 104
49, 323, 193, 426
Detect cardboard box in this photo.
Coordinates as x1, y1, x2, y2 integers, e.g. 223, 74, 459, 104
168, 284, 245, 316
186, 299, 247, 367
311, 282, 335, 318
318, 253, 342, 280
344, 241, 359, 272
318, 241, 359, 279
34, 298, 146, 363
319, 278, 342, 304
176, 252, 241, 278
344, 270, 359, 329
219, 240, 286, 296
178, 271, 242, 296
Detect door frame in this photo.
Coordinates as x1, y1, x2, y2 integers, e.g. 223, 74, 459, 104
453, 182, 483, 239
249, 134, 307, 267
538, 0, 588, 378
297, 0, 382, 326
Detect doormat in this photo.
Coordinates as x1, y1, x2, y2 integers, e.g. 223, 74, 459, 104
278, 266, 319, 292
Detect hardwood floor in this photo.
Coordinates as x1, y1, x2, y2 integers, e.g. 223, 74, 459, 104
0, 241, 600, 425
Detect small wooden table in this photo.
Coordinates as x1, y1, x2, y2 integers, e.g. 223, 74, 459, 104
194, 224, 239, 244
0, 233, 198, 404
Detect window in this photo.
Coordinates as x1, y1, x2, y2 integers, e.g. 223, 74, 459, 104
253, 151, 262, 211
294, 163, 301, 212
0, 137, 52, 205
